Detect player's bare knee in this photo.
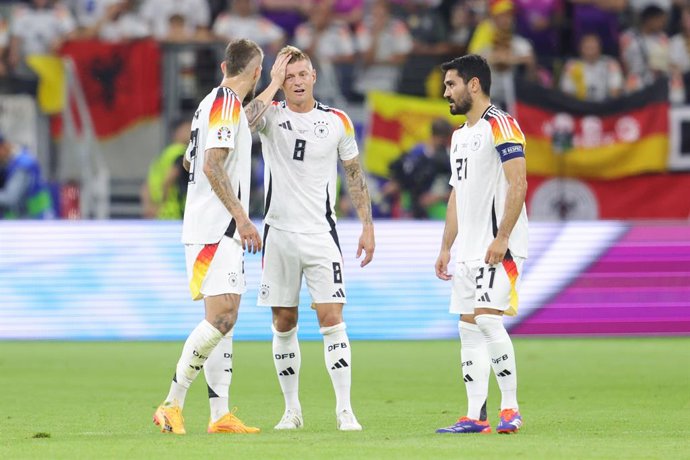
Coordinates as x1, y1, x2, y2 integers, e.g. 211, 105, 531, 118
272, 307, 298, 332
314, 303, 344, 327
317, 310, 344, 328
209, 307, 237, 334
273, 317, 297, 332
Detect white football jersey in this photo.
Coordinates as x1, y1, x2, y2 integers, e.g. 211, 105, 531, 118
182, 87, 251, 244
258, 101, 359, 233
449, 105, 529, 262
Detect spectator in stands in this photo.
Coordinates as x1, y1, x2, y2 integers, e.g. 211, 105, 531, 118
470, 0, 536, 109
666, 0, 687, 36
620, 5, 670, 92
213, 0, 285, 88
332, 0, 365, 29
383, 118, 453, 219
142, 1, 211, 105
206, 0, 227, 23
159, 14, 193, 42
447, 1, 479, 57
669, 3, 690, 103
79, 0, 150, 42
560, 33, 624, 101
466, 0, 490, 19
139, 0, 211, 41
71, 0, 118, 31
401, 0, 449, 56
0, 133, 54, 219
140, 118, 190, 219
258, 0, 308, 39
570, 0, 626, 57
8, 0, 77, 76
213, 0, 284, 56
513, 0, 563, 65
396, 0, 449, 96
353, 0, 413, 97
628, 0, 673, 15
294, 0, 355, 104
156, 12, 199, 103
0, 14, 8, 76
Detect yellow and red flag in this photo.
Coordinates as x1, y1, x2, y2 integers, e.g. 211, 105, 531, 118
364, 91, 464, 177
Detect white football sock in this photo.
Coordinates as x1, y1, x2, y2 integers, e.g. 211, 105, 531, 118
272, 326, 301, 411
321, 323, 352, 414
165, 320, 223, 408
475, 314, 518, 410
204, 328, 234, 423
459, 321, 491, 420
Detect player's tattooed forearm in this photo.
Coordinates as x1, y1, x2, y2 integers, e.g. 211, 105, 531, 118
245, 99, 268, 130
206, 149, 244, 219
344, 160, 373, 225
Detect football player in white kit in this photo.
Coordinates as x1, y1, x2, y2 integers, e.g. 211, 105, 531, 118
434, 55, 528, 435
153, 39, 291, 435
245, 46, 375, 431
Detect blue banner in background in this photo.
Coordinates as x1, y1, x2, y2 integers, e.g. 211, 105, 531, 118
0, 220, 453, 340
1, 220, 688, 340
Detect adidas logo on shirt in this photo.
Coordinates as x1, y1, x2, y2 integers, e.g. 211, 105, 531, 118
278, 121, 293, 130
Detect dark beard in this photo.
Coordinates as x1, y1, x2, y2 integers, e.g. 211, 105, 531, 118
449, 95, 472, 115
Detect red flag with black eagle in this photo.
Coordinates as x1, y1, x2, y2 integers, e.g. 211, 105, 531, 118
56, 39, 161, 138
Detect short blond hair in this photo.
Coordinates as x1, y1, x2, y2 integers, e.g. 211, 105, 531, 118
279, 45, 312, 66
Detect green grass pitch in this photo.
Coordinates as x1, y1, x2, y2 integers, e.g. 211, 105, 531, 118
0, 338, 688, 459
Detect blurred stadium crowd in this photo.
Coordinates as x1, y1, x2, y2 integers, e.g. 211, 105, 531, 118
2, 0, 689, 102
0, 0, 689, 220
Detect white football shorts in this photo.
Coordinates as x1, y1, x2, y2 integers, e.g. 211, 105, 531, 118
185, 235, 246, 300
450, 256, 525, 316
258, 225, 346, 307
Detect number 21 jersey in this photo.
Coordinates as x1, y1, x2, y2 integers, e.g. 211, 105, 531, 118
449, 105, 529, 262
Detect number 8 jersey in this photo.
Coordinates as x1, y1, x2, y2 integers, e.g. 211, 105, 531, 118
182, 87, 252, 244
449, 105, 529, 262
257, 101, 359, 233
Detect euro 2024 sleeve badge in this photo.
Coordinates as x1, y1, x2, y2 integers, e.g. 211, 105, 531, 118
217, 126, 232, 142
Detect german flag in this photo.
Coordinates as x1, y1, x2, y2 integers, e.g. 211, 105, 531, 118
526, 173, 690, 220
515, 79, 669, 179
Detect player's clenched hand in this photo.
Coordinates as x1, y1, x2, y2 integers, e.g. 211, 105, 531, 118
435, 250, 452, 281
356, 224, 375, 267
485, 236, 508, 265
238, 220, 262, 254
